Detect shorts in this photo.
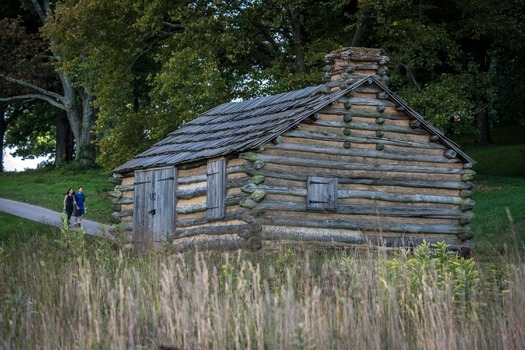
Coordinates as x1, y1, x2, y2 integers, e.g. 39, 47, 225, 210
75, 207, 85, 217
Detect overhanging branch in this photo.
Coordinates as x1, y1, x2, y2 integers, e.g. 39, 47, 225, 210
0, 74, 66, 105
0, 94, 65, 110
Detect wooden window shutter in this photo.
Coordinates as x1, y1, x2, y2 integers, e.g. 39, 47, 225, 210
207, 158, 226, 220
307, 176, 338, 211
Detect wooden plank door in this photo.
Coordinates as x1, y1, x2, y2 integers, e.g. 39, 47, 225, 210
133, 169, 154, 251
152, 167, 177, 245
133, 167, 176, 251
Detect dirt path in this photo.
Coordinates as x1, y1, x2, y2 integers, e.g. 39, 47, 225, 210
0, 197, 113, 237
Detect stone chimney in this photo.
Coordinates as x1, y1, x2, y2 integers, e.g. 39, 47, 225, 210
323, 47, 389, 91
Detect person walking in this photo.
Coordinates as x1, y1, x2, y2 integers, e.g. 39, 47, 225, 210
73, 186, 87, 227
62, 188, 77, 226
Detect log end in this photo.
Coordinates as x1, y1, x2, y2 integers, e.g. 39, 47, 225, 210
110, 212, 122, 224
108, 175, 123, 185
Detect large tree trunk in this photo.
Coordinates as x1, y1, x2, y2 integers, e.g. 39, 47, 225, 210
79, 88, 96, 167
474, 73, 493, 145
351, 22, 366, 47
476, 108, 493, 145
351, 11, 369, 47
471, 42, 493, 145
289, 8, 306, 73
0, 102, 6, 172
55, 112, 74, 166
59, 74, 97, 167
32, 0, 97, 168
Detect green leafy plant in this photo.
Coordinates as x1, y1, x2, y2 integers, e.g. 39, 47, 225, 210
55, 213, 86, 257
384, 241, 481, 305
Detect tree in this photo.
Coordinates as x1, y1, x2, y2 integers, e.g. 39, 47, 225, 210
347, 0, 525, 144
44, 0, 354, 169
43, 0, 199, 169
450, 0, 525, 144
0, 16, 56, 171
1, 0, 97, 168
4, 102, 60, 163
35, 0, 525, 174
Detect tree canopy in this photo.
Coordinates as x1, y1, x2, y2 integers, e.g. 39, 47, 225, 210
1, 0, 524, 171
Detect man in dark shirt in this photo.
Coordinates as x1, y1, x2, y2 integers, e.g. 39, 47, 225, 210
74, 186, 87, 227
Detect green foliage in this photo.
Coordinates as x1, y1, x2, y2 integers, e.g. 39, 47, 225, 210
57, 212, 86, 256
381, 18, 461, 78
384, 241, 481, 304
148, 46, 231, 138
484, 262, 511, 297
44, 0, 170, 169
349, 0, 525, 141
0, 15, 58, 168
5, 103, 58, 160
398, 73, 478, 136
275, 246, 298, 272
3, 0, 524, 167
42, 0, 355, 169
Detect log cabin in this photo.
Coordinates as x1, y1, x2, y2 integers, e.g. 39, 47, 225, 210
110, 47, 476, 252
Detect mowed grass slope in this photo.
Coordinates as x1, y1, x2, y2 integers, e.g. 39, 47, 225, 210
471, 176, 525, 244
465, 144, 525, 179
0, 167, 114, 224
0, 212, 59, 243
466, 142, 525, 251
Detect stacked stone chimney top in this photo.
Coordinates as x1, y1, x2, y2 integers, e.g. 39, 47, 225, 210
323, 47, 390, 91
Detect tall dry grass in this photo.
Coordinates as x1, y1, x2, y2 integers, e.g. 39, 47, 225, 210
0, 232, 524, 349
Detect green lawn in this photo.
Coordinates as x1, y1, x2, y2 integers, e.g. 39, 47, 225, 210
0, 167, 114, 224
464, 144, 525, 178
465, 140, 525, 253
452, 125, 525, 146
471, 175, 525, 253
0, 211, 59, 244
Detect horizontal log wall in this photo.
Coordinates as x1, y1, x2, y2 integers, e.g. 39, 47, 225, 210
108, 174, 135, 228
173, 157, 253, 248
260, 226, 460, 248
240, 84, 474, 244
110, 159, 256, 248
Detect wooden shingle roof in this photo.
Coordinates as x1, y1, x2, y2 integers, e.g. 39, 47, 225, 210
114, 84, 350, 173
114, 76, 474, 174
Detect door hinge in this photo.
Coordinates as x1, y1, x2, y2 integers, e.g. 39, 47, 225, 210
309, 200, 328, 204
157, 177, 174, 182
310, 181, 330, 185
134, 180, 150, 185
